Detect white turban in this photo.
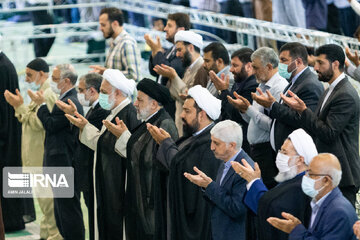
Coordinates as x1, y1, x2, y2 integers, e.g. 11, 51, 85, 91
103, 69, 136, 97
174, 30, 203, 50
288, 128, 318, 165
188, 85, 221, 121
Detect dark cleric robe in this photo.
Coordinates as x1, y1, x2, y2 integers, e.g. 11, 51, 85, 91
74, 102, 110, 240
124, 108, 178, 240
157, 124, 221, 240
0, 52, 26, 232
80, 98, 141, 240
244, 172, 311, 240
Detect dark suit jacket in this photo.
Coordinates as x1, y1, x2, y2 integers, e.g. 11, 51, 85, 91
37, 88, 84, 167
290, 187, 358, 240
205, 150, 254, 240
149, 46, 185, 86
219, 75, 258, 153
300, 77, 360, 188
270, 67, 324, 151
76, 103, 110, 191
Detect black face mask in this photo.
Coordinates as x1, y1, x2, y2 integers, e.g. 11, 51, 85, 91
182, 50, 192, 68
233, 65, 248, 83
317, 66, 334, 83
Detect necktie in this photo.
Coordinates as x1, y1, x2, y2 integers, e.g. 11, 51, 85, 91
85, 107, 93, 119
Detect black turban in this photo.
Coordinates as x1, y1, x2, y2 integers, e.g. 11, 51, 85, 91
26, 58, 49, 73
137, 78, 176, 119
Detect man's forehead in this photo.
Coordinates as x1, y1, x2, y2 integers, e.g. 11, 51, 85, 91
183, 98, 195, 108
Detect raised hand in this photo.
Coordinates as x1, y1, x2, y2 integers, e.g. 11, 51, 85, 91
147, 123, 171, 144
251, 88, 275, 108
280, 90, 307, 113
56, 99, 77, 115
4, 89, 24, 108
144, 34, 163, 56
103, 117, 128, 138
65, 111, 88, 130
28, 89, 45, 105
345, 47, 359, 67
209, 71, 230, 91
267, 212, 302, 234
89, 65, 106, 75
184, 166, 213, 188
227, 92, 250, 113
231, 159, 260, 183
153, 64, 177, 80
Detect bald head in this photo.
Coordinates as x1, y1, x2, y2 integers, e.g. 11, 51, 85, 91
310, 153, 342, 187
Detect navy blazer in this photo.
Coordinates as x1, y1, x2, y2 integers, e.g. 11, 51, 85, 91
204, 150, 254, 240
37, 88, 84, 167
290, 187, 358, 240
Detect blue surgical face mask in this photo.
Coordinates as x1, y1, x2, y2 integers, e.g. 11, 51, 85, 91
278, 61, 297, 79
26, 81, 41, 91
99, 92, 114, 110
301, 175, 324, 199
50, 80, 61, 95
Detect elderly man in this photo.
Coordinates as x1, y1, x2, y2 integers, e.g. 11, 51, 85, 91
36, 63, 85, 240
65, 69, 141, 240
103, 78, 178, 240
90, 7, 141, 81
232, 129, 318, 240
280, 44, 360, 206
153, 30, 207, 136
252, 42, 324, 152
202, 42, 234, 97
4, 58, 61, 240
227, 47, 288, 189
184, 120, 254, 240
57, 73, 110, 213
146, 13, 191, 86
267, 153, 358, 239
147, 85, 221, 240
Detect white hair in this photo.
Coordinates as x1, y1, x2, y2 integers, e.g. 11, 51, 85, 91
323, 166, 342, 187
210, 120, 243, 150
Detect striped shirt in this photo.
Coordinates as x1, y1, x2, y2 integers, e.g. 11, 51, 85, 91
105, 30, 142, 82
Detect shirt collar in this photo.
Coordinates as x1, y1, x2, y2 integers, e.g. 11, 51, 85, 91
60, 87, 75, 100
262, 71, 281, 89
188, 56, 202, 71
193, 122, 214, 136
310, 189, 332, 210
227, 149, 243, 166
145, 110, 159, 122
291, 67, 308, 85
329, 73, 345, 90
111, 97, 131, 115
111, 29, 127, 46
217, 65, 230, 77
91, 99, 99, 108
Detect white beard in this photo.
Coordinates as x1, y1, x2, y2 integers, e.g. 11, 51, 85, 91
274, 165, 298, 183
136, 105, 152, 121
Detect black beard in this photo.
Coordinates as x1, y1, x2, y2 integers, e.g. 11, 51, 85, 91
182, 118, 199, 137
105, 26, 115, 39
182, 50, 192, 68
317, 67, 334, 82
234, 66, 248, 83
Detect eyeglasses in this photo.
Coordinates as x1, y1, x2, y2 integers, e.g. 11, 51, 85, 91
305, 170, 332, 179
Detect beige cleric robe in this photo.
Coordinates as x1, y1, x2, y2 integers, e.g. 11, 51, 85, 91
166, 57, 204, 136
79, 98, 131, 240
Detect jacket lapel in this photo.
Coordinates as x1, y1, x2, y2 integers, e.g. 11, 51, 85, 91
309, 188, 341, 231
317, 77, 347, 116
220, 151, 245, 186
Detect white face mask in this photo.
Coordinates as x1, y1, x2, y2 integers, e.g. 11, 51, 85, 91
275, 152, 298, 173
50, 80, 61, 95
301, 175, 325, 199
77, 92, 90, 107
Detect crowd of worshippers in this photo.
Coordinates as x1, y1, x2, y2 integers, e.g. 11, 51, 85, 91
3, 6, 360, 240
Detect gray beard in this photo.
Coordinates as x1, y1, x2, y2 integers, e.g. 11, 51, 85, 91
274, 166, 298, 183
